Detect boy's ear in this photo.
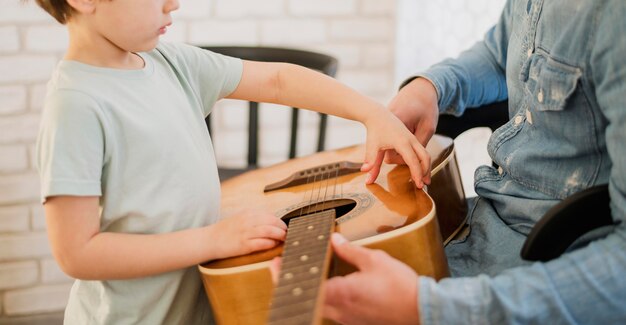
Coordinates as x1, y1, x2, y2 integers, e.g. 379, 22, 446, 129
66, 0, 97, 14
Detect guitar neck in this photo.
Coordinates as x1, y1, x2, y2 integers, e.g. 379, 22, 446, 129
267, 210, 336, 325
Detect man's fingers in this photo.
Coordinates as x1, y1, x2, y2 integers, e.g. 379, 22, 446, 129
413, 142, 431, 185
269, 256, 281, 284
330, 233, 377, 271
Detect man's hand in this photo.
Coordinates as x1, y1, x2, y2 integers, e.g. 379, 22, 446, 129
385, 77, 439, 165
269, 233, 420, 325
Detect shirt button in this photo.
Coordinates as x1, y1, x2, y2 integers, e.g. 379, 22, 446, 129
527, 48, 533, 57
498, 166, 503, 175
514, 115, 523, 125
537, 90, 544, 103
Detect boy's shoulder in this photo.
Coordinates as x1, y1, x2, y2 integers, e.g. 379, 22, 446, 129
152, 41, 209, 65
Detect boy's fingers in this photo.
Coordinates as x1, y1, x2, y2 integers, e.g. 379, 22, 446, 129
363, 151, 384, 184
413, 142, 432, 185
395, 145, 424, 188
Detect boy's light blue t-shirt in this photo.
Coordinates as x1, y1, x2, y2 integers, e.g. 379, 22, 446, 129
36, 42, 243, 324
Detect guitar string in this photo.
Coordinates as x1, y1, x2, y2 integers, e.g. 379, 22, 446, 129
301, 169, 316, 219
296, 163, 344, 220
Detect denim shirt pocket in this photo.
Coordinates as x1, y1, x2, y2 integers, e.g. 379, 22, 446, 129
512, 50, 599, 198
520, 51, 582, 112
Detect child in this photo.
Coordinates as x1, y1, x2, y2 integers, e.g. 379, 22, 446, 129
34, 0, 432, 324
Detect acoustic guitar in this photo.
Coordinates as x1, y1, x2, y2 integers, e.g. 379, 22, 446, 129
198, 134, 467, 324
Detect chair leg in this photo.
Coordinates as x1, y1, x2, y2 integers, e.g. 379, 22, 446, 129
318, 113, 327, 152
289, 107, 299, 159
248, 102, 259, 167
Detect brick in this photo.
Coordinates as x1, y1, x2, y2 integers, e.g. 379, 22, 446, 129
29, 144, 37, 171
25, 25, 68, 52
362, 44, 392, 68
172, 0, 212, 19
0, 55, 57, 83
0, 86, 27, 115
261, 19, 327, 45
0, 205, 29, 233
0, 261, 38, 290
0, 0, 53, 23
0, 145, 29, 173
258, 103, 290, 128
258, 128, 291, 163
30, 83, 48, 112
31, 203, 46, 231
0, 231, 50, 261
0, 26, 20, 53
309, 44, 361, 69
361, 0, 396, 15
216, 0, 284, 18
329, 19, 392, 41
41, 258, 71, 284
338, 69, 393, 96
212, 130, 247, 168
325, 118, 365, 150
0, 173, 40, 205
4, 283, 72, 315
0, 114, 41, 144
213, 99, 249, 130
188, 21, 258, 46
289, 0, 356, 16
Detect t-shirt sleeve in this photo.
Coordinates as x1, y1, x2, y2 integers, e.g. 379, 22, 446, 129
36, 89, 105, 203
156, 42, 244, 117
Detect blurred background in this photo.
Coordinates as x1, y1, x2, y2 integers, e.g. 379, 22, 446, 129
0, 0, 504, 323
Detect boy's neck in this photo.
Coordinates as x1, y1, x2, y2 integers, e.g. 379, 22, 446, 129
65, 23, 146, 70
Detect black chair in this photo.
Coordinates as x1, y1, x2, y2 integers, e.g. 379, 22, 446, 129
435, 101, 613, 262
198, 46, 338, 181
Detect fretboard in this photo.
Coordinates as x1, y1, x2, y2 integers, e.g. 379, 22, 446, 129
267, 209, 336, 325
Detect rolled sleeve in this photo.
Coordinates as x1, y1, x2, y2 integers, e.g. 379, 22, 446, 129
36, 90, 105, 203
419, 225, 626, 324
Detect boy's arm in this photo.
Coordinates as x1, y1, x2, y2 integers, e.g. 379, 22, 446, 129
227, 60, 431, 187
45, 196, 286, 280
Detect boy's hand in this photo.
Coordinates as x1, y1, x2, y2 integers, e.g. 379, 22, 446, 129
208, 210, 286, 260
384, 78, 439, 167
361, 103, 432, 188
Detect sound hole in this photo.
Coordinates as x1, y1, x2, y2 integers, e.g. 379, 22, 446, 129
280, 199, 357, 226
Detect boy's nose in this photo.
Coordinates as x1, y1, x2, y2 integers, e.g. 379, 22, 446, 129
164, 0, 179, 13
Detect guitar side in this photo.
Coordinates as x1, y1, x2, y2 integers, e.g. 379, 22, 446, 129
199, 193, 445, 325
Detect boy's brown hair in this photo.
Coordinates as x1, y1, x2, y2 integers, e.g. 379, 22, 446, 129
33, 0, 73, 24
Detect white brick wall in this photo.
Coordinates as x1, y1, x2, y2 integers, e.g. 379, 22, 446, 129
4, 283, 72, 316
0, 206, 29, 233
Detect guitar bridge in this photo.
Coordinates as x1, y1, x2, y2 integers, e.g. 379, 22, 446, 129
264, 161, 362, 192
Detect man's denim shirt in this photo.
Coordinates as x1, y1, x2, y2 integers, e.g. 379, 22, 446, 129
416, 0, 626, 323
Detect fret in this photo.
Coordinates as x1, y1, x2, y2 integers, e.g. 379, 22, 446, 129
267, 209, 336, 325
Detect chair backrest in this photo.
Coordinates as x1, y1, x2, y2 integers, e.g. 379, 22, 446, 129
435, 100, 509, 139
199, 46, 339, 168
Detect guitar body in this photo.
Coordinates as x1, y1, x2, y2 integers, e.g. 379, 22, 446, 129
199, 135, 467, 324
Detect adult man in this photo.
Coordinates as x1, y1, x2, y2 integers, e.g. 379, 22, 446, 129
321, 0, 626, 324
